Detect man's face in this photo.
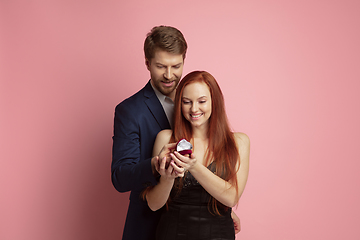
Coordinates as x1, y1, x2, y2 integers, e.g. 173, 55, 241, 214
146, 50, 184, 99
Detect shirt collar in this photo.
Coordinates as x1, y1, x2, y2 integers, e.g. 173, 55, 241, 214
150, 81, 173, 103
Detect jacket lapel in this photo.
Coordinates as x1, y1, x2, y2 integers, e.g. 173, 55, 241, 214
143, 81, 171, 129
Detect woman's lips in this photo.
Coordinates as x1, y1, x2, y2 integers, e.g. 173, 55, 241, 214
190, 113, 203, 119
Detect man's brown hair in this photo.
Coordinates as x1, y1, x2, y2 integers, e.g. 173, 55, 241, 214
144, 26, 187, 61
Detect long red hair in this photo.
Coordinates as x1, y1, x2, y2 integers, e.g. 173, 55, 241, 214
172, 71, 240, 215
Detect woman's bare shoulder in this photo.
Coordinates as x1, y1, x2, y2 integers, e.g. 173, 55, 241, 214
233, 132, 250, 144
233, 132, 250, 151
153, 129, 174, 157
157, 129, 173, 139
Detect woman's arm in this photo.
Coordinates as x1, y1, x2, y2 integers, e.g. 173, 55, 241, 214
146, 130, 184, 211
146, 156, 179, 211
171, 132, 250, 207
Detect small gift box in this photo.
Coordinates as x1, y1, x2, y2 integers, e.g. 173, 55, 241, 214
176, 139, 193, 155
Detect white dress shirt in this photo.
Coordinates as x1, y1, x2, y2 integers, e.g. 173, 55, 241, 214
151, 82, 174, 128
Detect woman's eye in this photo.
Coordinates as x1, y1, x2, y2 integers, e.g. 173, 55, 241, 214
182, 101, 190, 104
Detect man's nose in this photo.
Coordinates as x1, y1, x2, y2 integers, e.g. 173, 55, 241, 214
164, 68, 172, 80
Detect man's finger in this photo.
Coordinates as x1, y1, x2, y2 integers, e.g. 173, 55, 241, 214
165, 142, 177, 150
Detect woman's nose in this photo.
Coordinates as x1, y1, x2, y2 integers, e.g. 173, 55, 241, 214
191, 103, 198, 112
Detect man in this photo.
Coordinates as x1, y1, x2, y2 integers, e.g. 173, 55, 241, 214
111, 26, 187, 240
111, 26, 240, 240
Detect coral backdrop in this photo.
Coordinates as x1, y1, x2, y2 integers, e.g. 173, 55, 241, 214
1, 0, 359, 239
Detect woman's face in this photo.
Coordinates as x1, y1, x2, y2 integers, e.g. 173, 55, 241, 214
181, 81, 212, 128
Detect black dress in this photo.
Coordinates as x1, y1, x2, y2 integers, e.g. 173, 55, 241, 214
156, 164, 235, 240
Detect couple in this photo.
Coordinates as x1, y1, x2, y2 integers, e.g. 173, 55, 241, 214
111, 26, 250, 240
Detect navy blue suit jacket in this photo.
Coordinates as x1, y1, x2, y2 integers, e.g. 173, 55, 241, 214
112, 81, 171, 240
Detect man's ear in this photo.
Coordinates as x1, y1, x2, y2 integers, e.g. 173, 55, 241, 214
145, 58, 151, 70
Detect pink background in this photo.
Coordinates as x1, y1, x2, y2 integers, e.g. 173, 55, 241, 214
1, 0, 360, 239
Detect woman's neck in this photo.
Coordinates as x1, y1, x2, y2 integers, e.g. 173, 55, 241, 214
191, 134, 209, 165
191, 123, 208, 139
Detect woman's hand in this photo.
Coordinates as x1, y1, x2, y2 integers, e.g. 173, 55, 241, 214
158, 156, 185, 180
170, 151, 197, 172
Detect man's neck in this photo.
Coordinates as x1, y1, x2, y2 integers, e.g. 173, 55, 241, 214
150, 81, 176, 101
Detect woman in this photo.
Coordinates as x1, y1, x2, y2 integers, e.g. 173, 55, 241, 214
146, 71, 250, 240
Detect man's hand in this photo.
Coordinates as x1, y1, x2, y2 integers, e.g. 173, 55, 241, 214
151, 142, 177, 174
231, 210, 241, 234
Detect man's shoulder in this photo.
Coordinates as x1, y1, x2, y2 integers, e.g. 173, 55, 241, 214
116, 81, 154, 109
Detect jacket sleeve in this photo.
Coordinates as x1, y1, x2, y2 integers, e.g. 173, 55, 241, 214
111, 102, 158, 193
